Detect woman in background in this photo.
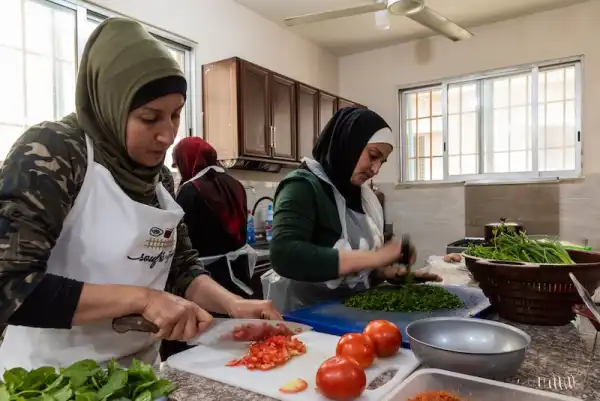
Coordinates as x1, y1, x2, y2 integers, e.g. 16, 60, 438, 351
163, 137, 255, 358
266, 107, 440, 312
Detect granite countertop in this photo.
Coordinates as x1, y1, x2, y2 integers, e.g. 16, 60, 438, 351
158, 320, 600, 401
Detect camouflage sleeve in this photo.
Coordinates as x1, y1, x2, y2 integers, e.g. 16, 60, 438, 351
160, 166, 209, 298
0, 122, 87, 324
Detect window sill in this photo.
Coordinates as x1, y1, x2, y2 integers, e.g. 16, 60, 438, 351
395, 181, 465, 190
396, 175, 585, 189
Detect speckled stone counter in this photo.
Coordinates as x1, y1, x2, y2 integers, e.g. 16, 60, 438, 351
158, 321, 600, 401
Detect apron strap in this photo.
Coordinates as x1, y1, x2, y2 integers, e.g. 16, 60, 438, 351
176, 165, 225, 196
84, 134, 94, 171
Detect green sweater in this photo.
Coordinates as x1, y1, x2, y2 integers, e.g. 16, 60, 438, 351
270, 169, 342, 282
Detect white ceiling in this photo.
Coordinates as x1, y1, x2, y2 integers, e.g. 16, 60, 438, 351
234, 0, 589, 55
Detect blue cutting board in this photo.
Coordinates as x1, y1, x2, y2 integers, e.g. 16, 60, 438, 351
284, 284, 491, 349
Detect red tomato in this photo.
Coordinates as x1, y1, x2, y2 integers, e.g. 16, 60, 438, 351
335, 333, 376, 369
363, 320, 402, 358
316, 356, 366, 401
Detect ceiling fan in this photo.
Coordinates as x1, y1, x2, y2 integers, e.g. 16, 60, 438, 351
283, 0, 474, 42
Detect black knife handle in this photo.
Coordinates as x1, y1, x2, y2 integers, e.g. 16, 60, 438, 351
400, 234, 412, 266
113, 314, 159, 334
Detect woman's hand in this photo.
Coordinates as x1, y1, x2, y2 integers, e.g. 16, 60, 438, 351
142, 289, 213, 341
378, 265, 442, 283
375, 240, 417, 268
339, 239, 418, 276
226, 299, 283, 321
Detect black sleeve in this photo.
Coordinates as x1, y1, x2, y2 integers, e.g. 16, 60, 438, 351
6, 274, 83, 329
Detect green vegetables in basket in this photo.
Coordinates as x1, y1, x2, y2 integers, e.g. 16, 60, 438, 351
466, 229, 575, 265
343, 285, 464, 313
0, 359, 176, 401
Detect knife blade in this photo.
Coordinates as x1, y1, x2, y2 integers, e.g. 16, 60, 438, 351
112, 315, 312, 347
188, 318, 313, 348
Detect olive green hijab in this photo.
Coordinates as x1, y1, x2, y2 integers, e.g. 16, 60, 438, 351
68, 17, 184, 202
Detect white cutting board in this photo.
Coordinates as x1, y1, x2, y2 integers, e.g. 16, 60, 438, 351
167, 331, 420, 401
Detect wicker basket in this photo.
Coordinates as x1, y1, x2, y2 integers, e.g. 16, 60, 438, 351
463, 250, 600, 325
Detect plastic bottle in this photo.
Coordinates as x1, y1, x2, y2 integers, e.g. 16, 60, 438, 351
247, 210, 256, 244
265, 204, 274, 242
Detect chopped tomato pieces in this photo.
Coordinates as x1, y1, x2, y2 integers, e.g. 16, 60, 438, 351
224, 322, 300, 342
279, 378, 308, 394
226, 335, 307, 371
409, 391, 462, 401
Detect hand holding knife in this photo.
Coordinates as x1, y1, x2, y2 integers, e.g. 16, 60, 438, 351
385, 234, 420, 286
112, 314, 158, 334
112, 315, 311, 349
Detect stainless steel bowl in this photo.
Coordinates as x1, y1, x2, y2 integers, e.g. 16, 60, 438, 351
406, 317, 531, 380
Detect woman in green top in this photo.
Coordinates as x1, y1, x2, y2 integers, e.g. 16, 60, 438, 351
266, 108, 440, 312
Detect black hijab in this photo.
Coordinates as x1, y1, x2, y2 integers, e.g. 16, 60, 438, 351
312, 107, 390, 213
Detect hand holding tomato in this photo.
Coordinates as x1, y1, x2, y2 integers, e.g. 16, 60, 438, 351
363, 320, 402, 357
335, 333, 376, 369
316, 357, 366, 401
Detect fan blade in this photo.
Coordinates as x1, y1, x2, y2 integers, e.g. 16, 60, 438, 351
375, 10, 391, 30
284, 3, 387, 26
407, 6, 473, 41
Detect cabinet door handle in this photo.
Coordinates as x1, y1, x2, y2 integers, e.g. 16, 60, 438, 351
273, 126, 277, 149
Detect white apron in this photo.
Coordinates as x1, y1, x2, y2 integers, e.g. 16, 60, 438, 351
178, 166, 257, 296
0, 135, 184, 371
262, 158, 384, 313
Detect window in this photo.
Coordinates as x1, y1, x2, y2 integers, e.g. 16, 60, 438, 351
400, 60, 581, 182
0, 0, 77, 160
0, 0, 195, 165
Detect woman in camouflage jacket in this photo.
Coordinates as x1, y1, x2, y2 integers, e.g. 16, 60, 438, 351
0, 18, 280, 371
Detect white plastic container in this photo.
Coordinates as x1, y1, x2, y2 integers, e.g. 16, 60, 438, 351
382, 369, 583, 401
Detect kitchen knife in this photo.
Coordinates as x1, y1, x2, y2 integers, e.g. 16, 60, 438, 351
569, 272, 600, 324
112, 314, 159, 334
386, 234, 418, 286
112, 315, 312, 345
400, 234, 413, 268
188, 318, 313, 348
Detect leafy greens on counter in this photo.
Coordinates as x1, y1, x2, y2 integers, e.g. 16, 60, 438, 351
0, 359, 176, 401
344, 285, 464, 313
466, 230, 575, 265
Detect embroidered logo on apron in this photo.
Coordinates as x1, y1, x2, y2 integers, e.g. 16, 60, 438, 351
149, 227, 164, 237
143, 227, 175, 250
127, 250, 176, 269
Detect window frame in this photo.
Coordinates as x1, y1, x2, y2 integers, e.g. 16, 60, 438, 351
73, 0, 197, 142
10, 0, 196, 138
398, 56, 583, 184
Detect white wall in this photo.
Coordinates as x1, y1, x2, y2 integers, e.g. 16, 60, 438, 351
90, 0, 339, 138
339, 1, 600, 258
339, 0, 600, 183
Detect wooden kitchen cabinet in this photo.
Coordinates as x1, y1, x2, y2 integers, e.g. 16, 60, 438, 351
203, 57, 364, 165
297, 84, 318, 159
271, 74, 297, 160
338, 98, 366, 110
318, 92, 337, 134
239, 61, 270, 158
203, 58, 297, 162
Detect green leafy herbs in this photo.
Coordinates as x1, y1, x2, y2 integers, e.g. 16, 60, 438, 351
0, 359, 176, 401
466, 230, 575, 265
343, 285, 464, 313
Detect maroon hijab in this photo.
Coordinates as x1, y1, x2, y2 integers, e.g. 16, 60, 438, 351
173, 137, 246, 244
